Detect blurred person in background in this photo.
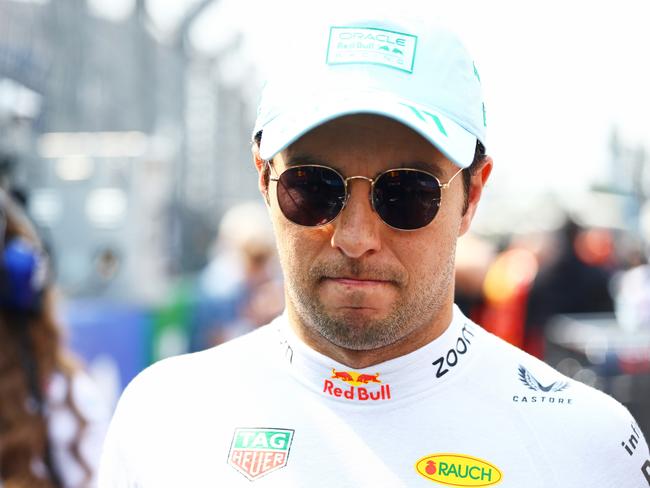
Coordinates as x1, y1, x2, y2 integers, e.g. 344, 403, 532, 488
453, 232, 495, 318
456, 231, 556, 356
478, 235, 540, 351
457, 222, 617, 358
525, 218, 615, 355
192, 201, 284, 349
615, 202, 650, 331
0, 190, 108, 487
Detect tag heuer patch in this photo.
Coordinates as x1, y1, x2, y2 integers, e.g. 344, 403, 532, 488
228, 428, 294, 481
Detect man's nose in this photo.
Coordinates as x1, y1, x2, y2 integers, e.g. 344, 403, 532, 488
330, 180, 382, 258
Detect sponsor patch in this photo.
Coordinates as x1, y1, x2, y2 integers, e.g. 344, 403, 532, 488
513, 365, 573, 406
228, 428, 294, 481
415, 453, 503, 486
518, 365, 569, 393
327, 26, 417, 73
432, 323, 475, 379
622, 423, 643, 456
325, 368, 391, 402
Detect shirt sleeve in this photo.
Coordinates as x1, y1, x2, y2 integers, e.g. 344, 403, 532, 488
98, 355, 192, 488
618, 419, 650, 487
578, 389, 650, 487
97, 371, 147, 488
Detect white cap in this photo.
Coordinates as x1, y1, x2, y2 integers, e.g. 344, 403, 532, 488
253, 5, 486, 168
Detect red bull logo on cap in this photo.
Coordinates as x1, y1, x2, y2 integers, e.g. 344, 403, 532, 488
324, 368, 391, 402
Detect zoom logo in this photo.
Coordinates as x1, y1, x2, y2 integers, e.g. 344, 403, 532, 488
432, 324, 475, 379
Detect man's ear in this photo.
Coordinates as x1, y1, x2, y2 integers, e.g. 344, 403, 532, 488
459, 156, 493, 236
252, 143, 270, 205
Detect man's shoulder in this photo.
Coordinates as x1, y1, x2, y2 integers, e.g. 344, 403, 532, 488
472, 323, 570, 386
100, 323, 286, 481
477, 324, 632, 415
122, 324, 279, 402
475, 323, 650, 483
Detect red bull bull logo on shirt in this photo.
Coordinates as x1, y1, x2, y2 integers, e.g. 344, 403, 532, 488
324, 368, 391, 401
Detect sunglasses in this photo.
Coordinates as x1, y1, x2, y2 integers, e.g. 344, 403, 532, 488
269, 163, 464, 231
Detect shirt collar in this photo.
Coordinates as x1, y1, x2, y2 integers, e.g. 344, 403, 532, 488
272, 305, 484, 405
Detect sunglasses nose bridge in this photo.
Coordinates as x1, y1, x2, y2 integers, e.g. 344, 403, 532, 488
343, 175, 374, 184
341, 175, 376, 210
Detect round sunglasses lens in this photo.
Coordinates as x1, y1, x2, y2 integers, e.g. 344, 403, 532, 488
276, 166, 346, 226
373, 170, 441, 230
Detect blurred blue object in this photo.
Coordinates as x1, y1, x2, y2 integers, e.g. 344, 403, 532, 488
0, 237, 47, 311
62, 299, 152, 392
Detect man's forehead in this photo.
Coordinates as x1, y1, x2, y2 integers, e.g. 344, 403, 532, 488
280, 114, 451, 176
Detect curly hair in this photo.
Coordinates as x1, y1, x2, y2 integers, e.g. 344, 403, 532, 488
0, 193, 91, 487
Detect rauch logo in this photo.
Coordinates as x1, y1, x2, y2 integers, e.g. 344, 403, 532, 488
227, 428, 294, 481
415, 453, 503, 486
324, 368, 391, 401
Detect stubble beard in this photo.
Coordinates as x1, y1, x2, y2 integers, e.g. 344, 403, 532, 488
285, 249, 456, 352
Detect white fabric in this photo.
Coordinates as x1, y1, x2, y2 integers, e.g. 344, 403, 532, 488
48, 371, 110, 487
99, 306, 650, 487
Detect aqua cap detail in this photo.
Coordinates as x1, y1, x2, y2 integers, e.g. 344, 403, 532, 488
254, 11, 485, 169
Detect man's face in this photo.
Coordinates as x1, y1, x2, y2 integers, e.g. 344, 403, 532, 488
258, 114, 489, 357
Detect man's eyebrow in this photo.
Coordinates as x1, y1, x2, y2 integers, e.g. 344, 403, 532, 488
284, 154, 328, 167
396, 160, 446, 178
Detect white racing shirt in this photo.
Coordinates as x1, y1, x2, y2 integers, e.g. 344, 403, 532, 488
99, 306, 650, 487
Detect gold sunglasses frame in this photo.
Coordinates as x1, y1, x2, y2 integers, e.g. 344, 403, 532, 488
268, 161, 464, 231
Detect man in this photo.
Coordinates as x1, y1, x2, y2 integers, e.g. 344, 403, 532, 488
100, 4, 650, 487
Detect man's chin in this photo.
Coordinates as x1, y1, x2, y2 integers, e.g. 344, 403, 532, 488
313, 311, 401, 351
323, 304, 392, 327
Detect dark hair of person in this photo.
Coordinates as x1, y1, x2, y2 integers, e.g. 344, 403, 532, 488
0, 193, 91, 487
254, 130, 487, 215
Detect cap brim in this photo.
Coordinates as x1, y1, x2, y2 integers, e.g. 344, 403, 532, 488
258, 90, 477, 168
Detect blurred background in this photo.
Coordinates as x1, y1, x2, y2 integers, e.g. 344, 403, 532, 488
1, 0, 648, 435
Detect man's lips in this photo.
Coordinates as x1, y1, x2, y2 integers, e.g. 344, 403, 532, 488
322, 277, 394, 287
